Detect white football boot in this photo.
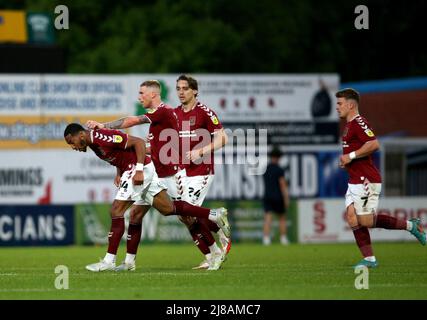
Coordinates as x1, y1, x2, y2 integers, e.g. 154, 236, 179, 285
85, 259, 116, 272
207, 251, 226, 271
115, 261, 136, 272
192, 260, 210, 270
219, 229, 231, 262
212, 208, 231, 238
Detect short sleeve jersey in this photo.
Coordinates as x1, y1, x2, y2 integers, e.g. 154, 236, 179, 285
144, 103, 180, 178
89, 128, 151, 173
263, 163, 285, 202
174, 101, 223, 177
342, 115, 381, 184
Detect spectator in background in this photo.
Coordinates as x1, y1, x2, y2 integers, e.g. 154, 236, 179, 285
311, 78, 332, 119
262, 146, 290, 245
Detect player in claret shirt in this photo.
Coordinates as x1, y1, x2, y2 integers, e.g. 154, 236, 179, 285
336, 88, 426, 269
174, 75, 231, 270
86, 79, 230, 270
64, 123, 230, 272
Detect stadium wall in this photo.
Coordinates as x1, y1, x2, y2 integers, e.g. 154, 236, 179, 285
342, 76, 427, 137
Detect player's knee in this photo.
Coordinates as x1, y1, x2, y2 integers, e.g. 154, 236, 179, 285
130, 207, 143, 224
358, 219, 370, 227
110, 203, 124, 218
346, 213, 358, 226
357, 215, 373, 228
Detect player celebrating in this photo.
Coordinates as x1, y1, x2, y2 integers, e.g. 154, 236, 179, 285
64, 123, 230, 272
86, 79, 230, 270
336, 88, 426, 268
174, 74, 230, 269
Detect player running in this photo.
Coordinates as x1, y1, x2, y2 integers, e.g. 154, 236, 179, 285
174, 74, 231, 270
64, 123, 230, 272
86, 79, 231, 270
336, 88, 426, 269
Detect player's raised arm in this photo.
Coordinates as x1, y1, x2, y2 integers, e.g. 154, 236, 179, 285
86, 115, 150, 130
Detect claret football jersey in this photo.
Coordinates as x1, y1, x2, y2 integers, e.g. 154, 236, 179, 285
174, 101, 223, 177
89, 128, 150, 173
144, 103, 180, 178
341, 115, 381, 184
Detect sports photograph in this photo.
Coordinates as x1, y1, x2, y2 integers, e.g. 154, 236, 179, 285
0, 0, 426, 317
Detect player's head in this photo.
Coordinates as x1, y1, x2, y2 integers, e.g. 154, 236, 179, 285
335, 88, 360, 119
139, 80, 161, 109
176, 74, 198, 105
269, 146, 283, 163
64, 123, 89, 152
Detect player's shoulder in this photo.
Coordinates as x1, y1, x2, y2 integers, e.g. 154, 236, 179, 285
196, 102, 213, 112
354, 114, 370, 123
160, 104, 176, 116
92, 128, 126, 143
157, 103, 174, 111
196, 102, 222, 126
353, 114, 371, 128
353, 115, 376, 138
196, 102, 219, 117
95, 128, 122, 135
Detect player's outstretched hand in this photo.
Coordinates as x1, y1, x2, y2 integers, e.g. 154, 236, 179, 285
133, 171, 144, 186
86, 120, 104, 129
186, 149, 203, 161
339, 154, 351, 168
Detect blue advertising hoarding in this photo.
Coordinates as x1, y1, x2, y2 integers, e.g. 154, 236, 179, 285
0, 205, 74, 246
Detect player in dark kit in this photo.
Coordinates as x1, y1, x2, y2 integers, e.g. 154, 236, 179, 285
64, 123, 230, 272
336, 88, 426, 268
262, 146, 290, 246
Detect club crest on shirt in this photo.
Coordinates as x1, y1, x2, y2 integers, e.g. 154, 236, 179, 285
364, 129, 375, 137
211, 115, 219, 125
189, 116, 196, 126
113, 135, 123, 143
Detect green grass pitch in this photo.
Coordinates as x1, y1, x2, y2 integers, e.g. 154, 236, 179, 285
0, 242, 426, 300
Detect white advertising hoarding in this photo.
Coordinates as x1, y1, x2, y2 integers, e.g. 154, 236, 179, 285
0, 75, 130, 149
298, 198, 427, 243
0, 150, 117, 204
0, 75, 130, 115
126, 74, 340, 143
127, 74, 339, 122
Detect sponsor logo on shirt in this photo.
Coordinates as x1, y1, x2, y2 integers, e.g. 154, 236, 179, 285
211, 115, 219, 125
364, 129, 374, 137
113, 135, 123, 143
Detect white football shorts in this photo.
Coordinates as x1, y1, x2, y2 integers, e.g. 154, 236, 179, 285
158, 169, 186, 201
182, 171, 214, 206
115, 162, 166, 206
345, 182, 382, 215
